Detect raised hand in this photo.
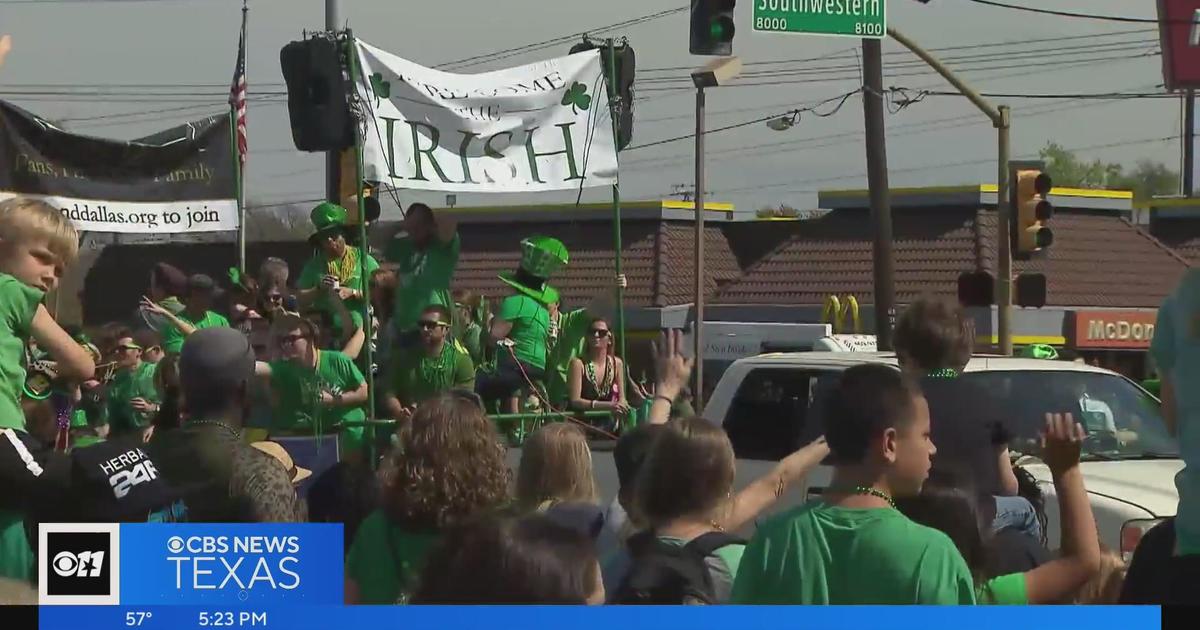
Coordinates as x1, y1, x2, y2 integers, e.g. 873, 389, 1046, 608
651, 328, 694, 400
1040, 412, 1086, 475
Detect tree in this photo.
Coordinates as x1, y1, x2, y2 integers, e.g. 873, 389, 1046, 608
1038, 142, 1178, 200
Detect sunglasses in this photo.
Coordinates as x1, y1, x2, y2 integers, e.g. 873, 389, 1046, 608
116, 344, 142, 353
276, 333, 308, 346
266, 294, 284, 303
417, 320, 449, 330
589, 329, 611, 338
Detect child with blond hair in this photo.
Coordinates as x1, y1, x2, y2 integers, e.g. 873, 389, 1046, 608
0, 197, 95, 581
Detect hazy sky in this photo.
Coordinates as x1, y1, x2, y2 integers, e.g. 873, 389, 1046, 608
0, 0, 1183, 218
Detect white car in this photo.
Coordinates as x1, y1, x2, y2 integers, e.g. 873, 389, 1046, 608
704, 352, 1182, 556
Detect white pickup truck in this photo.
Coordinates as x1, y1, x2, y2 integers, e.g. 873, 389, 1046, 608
572, 351, 1180, 559
702, 352, 1182, 556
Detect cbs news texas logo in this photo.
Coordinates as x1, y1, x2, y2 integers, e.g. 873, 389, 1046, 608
38, 523, 121, 605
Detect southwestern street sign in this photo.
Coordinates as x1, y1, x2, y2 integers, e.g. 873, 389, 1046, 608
753, 0, 886, 39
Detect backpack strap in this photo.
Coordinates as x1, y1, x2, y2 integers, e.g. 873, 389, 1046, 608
684, 531, 745, 558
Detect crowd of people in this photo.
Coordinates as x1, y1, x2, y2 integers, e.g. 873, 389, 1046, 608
0, 193, 1197, 606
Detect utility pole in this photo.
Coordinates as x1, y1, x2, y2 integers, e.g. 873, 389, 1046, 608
693, 84, 706, 410
688, 57, 739, 412
1186, 89, 1195, 196
860, 38, 895, 351
887, 28, 1012, 354
325, 0, 341, 204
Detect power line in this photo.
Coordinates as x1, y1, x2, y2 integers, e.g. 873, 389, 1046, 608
435, 5, 686, 70
964, 0, 1194, 25
639, 29, 1154, 74
923, 90, 1174, 100
710, 135, 1181, 196
624, 90, 861, 152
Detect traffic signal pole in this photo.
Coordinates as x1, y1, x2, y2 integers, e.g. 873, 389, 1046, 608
886, 28, 1014, 354
861, 39, 895, 351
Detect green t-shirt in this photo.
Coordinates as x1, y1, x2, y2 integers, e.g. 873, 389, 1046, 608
545, 309, 591, 404
267, 350, 366, 452
346, 510, 439, 604
161, 310, 231, 354
389, 342, 475, 407
297, 249, 380, 335
497, 294, 550, 370
731, 502, 977, 605
385, 234, 460, 333
0, 273, 44, 432
106, 361, 160, 434
0, 509, 33, 581
979, 572, 1028, 605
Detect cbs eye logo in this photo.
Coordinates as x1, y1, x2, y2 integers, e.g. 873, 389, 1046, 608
52, 549, 106, 578
39, 523, 121, 605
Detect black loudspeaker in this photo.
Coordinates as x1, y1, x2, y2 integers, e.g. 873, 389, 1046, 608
280, 37, 354, 152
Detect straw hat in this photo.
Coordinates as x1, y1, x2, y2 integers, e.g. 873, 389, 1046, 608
251, 441, 312, 485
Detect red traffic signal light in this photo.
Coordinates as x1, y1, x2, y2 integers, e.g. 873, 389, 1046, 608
690, 0, 736, 56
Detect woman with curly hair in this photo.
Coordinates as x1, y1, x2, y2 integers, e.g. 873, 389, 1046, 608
344, 392, 511, 604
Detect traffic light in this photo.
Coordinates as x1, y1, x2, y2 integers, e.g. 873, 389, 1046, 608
957, 271, 994, 307
690, 0, 736, 56
1010, 164, 1053, 259
1015, 273, 1047, 308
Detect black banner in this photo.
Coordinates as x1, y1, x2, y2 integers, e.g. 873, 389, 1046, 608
0, 100, 238, 233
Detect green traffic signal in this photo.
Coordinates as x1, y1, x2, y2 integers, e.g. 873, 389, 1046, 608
710, 16, 735, 42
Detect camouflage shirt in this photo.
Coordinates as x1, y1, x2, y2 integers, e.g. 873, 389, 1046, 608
147, 421, 301, 523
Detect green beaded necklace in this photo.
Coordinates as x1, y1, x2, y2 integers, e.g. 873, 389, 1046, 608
419, 343, 453, 390
852, 486, 896, 508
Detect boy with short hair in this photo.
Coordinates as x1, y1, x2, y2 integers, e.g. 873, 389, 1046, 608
0, 197, 96, 580
731, 364, 976, 604
145, 274, 231, 355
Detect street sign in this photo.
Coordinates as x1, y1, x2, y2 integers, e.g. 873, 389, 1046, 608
753, 0, 886, 39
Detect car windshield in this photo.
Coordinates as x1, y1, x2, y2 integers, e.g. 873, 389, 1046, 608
960, 370, 1178, 461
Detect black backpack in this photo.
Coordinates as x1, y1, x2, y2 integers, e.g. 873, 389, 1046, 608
611, 530, 744, 605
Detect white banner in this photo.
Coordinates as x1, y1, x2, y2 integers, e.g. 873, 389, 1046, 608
354, 40, 618, 193
0, 193, 238, 233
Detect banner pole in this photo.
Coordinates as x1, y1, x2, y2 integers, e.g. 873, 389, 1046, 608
346, 30, 377, 455
230, 101, 246, 274
605, 39, 628, 425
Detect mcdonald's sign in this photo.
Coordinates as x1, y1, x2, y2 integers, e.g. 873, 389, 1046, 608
821, 295, 862, 334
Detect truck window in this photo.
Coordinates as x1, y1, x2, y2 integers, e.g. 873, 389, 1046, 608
724, 368, 838, 460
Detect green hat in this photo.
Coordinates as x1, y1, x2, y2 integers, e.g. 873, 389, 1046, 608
498, 236, 569, 306
308, 202, 350, 246
1020, 344, 1059, 360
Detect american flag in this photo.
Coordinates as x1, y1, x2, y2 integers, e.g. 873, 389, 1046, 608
229, 7, 248, 167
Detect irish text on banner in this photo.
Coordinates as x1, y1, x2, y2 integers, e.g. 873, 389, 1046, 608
37, 523, 344, 606
0, 100, 238, 234
354, 40, 619, 193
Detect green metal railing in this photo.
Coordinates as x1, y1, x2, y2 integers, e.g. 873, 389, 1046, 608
337, 411, 617, 467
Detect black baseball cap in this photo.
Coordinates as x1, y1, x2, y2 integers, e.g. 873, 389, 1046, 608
187, 273, 219, 294
179, 327, 255, 403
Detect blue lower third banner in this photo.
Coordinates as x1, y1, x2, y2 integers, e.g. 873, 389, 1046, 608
39, 605, 1161, 630
37, 523, 343, 607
